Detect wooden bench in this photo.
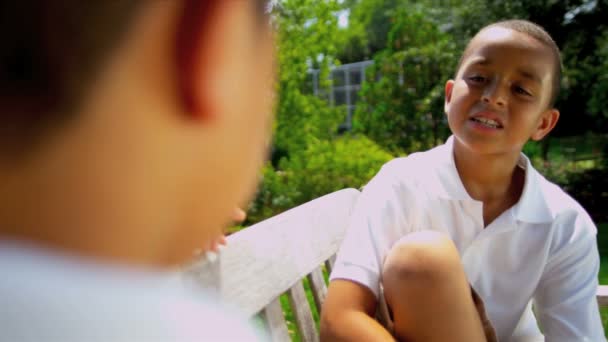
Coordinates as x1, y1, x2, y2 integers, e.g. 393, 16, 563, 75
184, 188, 608, 341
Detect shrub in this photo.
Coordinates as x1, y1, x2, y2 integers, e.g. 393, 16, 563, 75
561, 168, 608, 223
281, 134, 394, 204
246, 164, 299, 225
247, 135, 393, 224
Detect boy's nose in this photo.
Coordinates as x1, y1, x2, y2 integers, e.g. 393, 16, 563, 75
481, 81, 506, 107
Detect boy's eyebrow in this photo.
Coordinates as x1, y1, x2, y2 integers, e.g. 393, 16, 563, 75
467, 57, 490, 67
466, 57, 542, 84
517, 69, 542, 85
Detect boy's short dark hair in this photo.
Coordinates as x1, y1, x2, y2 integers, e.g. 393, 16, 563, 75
0, 1, 268, 160
0, 2, 145, 158
456, 20, 562, 108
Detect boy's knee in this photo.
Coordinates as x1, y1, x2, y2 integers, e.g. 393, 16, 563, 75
382, 230, 462, 285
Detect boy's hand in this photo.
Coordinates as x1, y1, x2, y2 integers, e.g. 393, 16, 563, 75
209, 208, 247, 252
232, 207, 247, 223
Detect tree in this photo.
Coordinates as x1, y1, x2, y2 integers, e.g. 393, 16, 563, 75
353, 5, 456, 154
247, 0, 395, 224
272, 0, 344, 155
337, 0, 403, 63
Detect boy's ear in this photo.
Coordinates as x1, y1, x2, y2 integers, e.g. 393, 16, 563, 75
444, 80, 455, 114
175, 1, 234, 121
530, 108, 560, 141
175, 1, 212, 120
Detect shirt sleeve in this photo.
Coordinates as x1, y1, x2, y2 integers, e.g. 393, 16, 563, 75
533, 210, 606, 341
329, 161, 412, 298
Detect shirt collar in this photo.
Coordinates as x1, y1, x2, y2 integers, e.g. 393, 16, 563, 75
511, 154, 554, 223
435, 136, 554, 223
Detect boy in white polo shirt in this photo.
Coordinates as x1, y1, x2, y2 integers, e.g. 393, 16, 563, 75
321, 20, 605, 342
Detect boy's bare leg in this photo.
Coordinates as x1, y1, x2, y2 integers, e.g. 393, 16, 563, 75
382, 231, 488, 342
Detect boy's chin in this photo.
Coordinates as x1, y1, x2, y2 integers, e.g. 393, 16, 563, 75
454, 135, 503, 154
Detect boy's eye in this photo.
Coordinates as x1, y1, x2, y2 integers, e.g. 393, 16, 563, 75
514, 86, 532, 97
468, 76, 486, 83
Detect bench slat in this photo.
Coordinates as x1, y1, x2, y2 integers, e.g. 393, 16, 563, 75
184, 188, 359, 317
261, 297, 290, 342
307, 266, 328, 310
325, 254, 337, 274
597, 285, 608, 307
288, 281, 319, 342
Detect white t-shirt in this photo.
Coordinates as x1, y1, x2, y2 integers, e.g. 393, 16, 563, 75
330, 136, 605, 342
0, 241, 264, 342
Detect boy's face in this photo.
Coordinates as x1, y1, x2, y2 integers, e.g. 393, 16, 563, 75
444, 27, 559, 156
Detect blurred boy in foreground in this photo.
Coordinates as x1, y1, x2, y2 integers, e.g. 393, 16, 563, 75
0, 1, 274, 340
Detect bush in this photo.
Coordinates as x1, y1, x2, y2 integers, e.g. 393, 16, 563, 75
246, 164, 299, 225
281, 134, 394, 203
560, 168, 608, 223
247, 135, 393, 224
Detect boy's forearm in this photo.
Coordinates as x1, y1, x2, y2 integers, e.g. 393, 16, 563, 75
320, 310, 395, 342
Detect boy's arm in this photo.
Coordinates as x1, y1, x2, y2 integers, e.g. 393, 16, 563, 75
321, 279, 394, 341
533, 214, 605, 341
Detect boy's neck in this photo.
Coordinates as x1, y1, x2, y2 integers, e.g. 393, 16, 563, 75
452, 140, 524, 207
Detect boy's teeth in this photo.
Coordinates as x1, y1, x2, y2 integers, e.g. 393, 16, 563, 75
473, 117, 499, 128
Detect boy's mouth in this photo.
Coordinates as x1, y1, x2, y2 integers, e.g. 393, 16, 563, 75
470, 116, 503, 129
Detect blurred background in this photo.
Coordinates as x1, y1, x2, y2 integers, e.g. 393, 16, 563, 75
236, 1, 607, 338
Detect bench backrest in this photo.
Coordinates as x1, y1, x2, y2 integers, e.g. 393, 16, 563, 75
184, 188, 360, 341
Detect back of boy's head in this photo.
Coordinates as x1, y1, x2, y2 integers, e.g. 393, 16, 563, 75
0, 1, 268, 161
0, 2, 146, 159
0, 1, 274, 267
457, 20, 562, 107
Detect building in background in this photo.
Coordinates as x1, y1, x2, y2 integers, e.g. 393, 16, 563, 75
309, 60, 373, 131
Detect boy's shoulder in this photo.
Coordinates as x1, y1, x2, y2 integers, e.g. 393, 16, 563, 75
532, 167, 595, 229
378, 144, 448, 183
0, 243, 261, 341
371, 143, 458, 199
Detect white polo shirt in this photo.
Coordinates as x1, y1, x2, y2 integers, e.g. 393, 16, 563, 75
0, 241, 264, 341
330, 136, 604, 342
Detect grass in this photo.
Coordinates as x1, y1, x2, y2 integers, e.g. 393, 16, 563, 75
546, 133, 607, 161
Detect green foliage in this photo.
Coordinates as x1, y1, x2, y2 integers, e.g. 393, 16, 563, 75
353, 7, 454, 155
273, 0, 344, 154
337, 0, 403, 62
247, 164, 299, 224
527, 134, 608, 222
279, 134, 393, 204
247, 0, 397, 225
561, 168, 608, 223
588, 31, 608, 121
248, 135, 393, 224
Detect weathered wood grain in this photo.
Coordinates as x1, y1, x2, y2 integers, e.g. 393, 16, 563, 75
307, 266, 328, 311
287, 281, 319, 342
261, 297, 290, 342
